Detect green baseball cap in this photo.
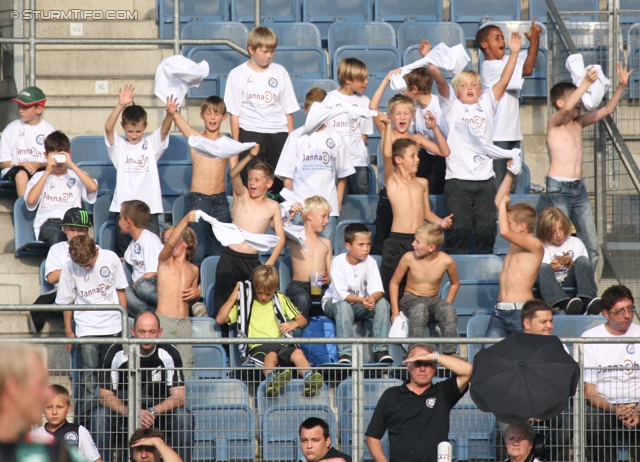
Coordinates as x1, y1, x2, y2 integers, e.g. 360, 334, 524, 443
61, 208, 92, 228
11, 86, 46, 107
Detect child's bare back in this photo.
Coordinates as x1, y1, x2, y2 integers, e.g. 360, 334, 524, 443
404, 251, 455, 298
290, 233, 332, 282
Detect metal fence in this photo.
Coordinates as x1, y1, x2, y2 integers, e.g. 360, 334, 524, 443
546, 0, 640, 292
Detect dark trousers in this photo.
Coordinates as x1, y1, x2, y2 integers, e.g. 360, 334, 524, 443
347, 166, 371, 194
186, 192, 231, 267
537, 256, 597, 309
113, 212, 160, 258
371, 188, 391, 255
417, 149, 446, 194
586, 404, 639, 461
285, 281, 324, 319
38, 218, 66, 250
493, 140, 522, 192
444, 178, 497, 254
238, 129, 289, 194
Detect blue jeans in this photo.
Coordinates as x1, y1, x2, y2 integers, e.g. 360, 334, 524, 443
546, 177, 599, 273
537, 257, 597, 308
125, 277, 158, 316
286, 281, 324, 319
92, 391, 193, 462
347, 166, 371, 194
485, 309, 523, 337
323, 299, 391, 357
186, 192, 231, 266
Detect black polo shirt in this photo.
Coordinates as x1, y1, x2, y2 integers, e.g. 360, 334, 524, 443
321, 447, 352, 461
365, 375, 466, 462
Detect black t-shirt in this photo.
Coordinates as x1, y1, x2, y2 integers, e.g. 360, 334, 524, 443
101, 344, 184, 400
321, 447, 352, 461
0, 433, 79, 462
365, 376, 466, 462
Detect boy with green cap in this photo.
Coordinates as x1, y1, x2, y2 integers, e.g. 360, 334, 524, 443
0, 86, 55, 197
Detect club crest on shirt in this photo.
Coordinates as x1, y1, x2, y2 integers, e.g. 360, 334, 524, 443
67, 178, 76, 188
476, 105, 483, 113
628, 344, 636, 354
326, 138, 335, 149
100, 266, 111, 278
426, 397, 436, 408
268, 78, 278, 88
36, 134, 45, 145
134, 243, 141, 254
64, 431, 79, 445
473, 155, 488, 164
142, 140, 148, 150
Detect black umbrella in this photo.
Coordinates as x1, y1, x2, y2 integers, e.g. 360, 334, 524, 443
470, 332, 580, 424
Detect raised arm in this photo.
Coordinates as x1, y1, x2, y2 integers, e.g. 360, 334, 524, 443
25, 159, 53, 206
523, 18, 542, 76
167, 96, 200, 138
412, 111, 450, 157
65, 153, 98, 194
497, 195, 543, 253
160, 99, 174, 142
494, 170, 515, 208
548, 68, 597, 128
130, 437, 183, 462
380, 114, 394, 185
105, 84, 134, 145
427, 64, 450, 99
228, 145, 260, 196
492, 32, 522, 101
159, 211, 197, 262
579, 62, 633, 127
404, 351, 473, 392
370, 73, 393, 134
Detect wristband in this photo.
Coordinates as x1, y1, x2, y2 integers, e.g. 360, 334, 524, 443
148, 407, 157, 415
433, 351, 440, 364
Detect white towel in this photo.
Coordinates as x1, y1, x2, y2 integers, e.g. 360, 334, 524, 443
302, 102, 378, 136
565, 54, 611, 111
453, 122, 522, 175
195, 211, 280, 252
390, 43, 471, 91
154, 55, 210, 105
278, 188, 308, 252
188, 135, 256, 159
388, 312, 409, 351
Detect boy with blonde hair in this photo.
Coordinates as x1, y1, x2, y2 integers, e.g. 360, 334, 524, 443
323, 58, 374, 194
0, 86, 55, 197
276, 88, 354, 242
119, 199, 164, 315
25, 131, 99, 249
286, 196, 333, 320
428, 32, 522, 255
323, 222, 392, 364
216, 265, 324, 397
225, 26, 299, 193
105, 84, 173, 256
486, 171, 544, 337
31, 384, 102, 462
389, 223, 459, 354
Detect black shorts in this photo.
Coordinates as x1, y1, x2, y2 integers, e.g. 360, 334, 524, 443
248, 344, 297, 367
213, 247, 262, 316
2, 165, 45, 183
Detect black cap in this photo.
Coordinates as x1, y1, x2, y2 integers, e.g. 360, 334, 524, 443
61, 207, 92, 228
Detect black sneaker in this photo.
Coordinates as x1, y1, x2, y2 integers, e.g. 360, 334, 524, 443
374, 351, 394, 364
338, 355, 352, 365
565, 298, 584, 315
586, 297, 602, 315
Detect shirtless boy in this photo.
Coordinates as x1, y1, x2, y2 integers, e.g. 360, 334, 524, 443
377, 114, 453, 296
286, 196, 333, 319
485, 171, 544, 337
156, 210, 199, 374
547, 62, 632, 274
212, 152, 286, 331
389, 223, 459, 354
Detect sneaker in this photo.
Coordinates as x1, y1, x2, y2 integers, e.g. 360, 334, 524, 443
586, 297, 602, 315
191, 302, 208, 317
338, 355, 352, 365
565, 297, 584, 315
374, 351, 394, 364
530, 183, 545, 193
303, 371, 323, 397
266, 370, 291, 397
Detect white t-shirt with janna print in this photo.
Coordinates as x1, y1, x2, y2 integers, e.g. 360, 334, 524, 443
124, 229, 163, 282
542, 235, 590, 283
0, 118, 56, 176
45, 241, 70, 288
410, 96, 448, 157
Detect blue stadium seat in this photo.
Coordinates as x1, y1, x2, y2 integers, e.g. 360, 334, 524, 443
466, 314, 491, 364
333, 220, 375, 255
336, 378, 401, 460
374, 0, 442, 30
291, 78, 339, 105
158, 161, 192, 197
231, 0, 302, 26
75, 161, 117, 195
272, 46, 328, 78
338, 194, 378, 221
191, 317, 226, 378
158, 0, 231, 38
450, 0, 520, 41
277, 256, 293, 293
302, 0, 374, 41
328, 21, 395, 58
628, 23, 640, 99
97, 220, 116, 251
449, 403, 496, 461
40, 259, 55, 294
361, 77, 397, 109
262, 21, 321, 47
187, 46, 247, 98
201, 256, 220, 316
397, 21, 466, 57
551, 314, 606, 355
620, 0, 640, 40
494, 194, 548, 254
529, 0, 598, 24
333, 46, 401, 80
91, 194, 112, 238
181, 20, 248, 55
13, 196, 47, 257
440, 280, 500, 335
448, 255, 504, 282
186, 378, 255, 461
560, 22, 609, 73
257, 379, 335, 461
515, 163, 531, 193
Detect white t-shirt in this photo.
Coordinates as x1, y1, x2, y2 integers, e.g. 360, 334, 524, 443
322, 253, 384, 306
105, 127, 168, 213
583, 323, 640, 404
409, 96, 449, 157
56, 247, 128, 337
124, 229, 163, 282
439, 86, 500, 181
480, 51, 527, 141
25, 170, 98, 238
45, 241, 70, 288
275, 126, 355, 217
323, 90, 374, 167
31, 424, 101, 462
542, 236, 590, 283
0, 118, 56, 176
224, 62, 299, 133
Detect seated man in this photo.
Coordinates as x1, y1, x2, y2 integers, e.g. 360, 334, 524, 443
129, 428, 184, 462
92, 311, 192, 462
299, 417, 351, 462
583, 285, 640, 462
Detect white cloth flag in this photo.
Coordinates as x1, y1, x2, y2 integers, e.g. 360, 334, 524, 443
188, 135, 256, 159
278, 188, 308, 252
154, 55, 209, 105
302, 102, 378, 136
566, 54, 611, 111
453, 122, 522, 175
195, 211, 280, 252
390, 43, 471, 91
388, 312, 409, 351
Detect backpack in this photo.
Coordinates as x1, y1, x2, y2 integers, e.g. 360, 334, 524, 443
300, 316, 338, 366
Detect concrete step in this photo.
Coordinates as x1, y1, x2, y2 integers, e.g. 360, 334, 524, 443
0, 253, 41, 304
